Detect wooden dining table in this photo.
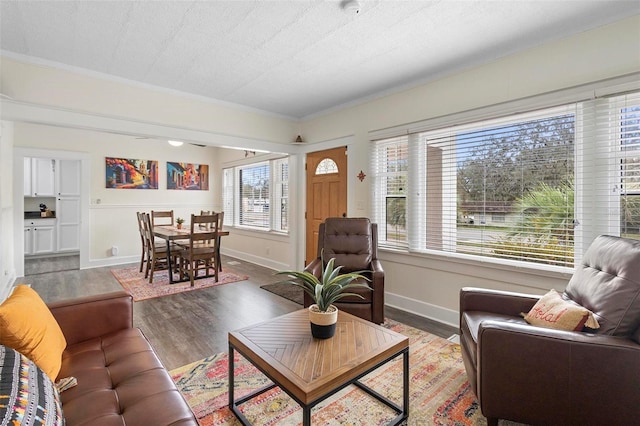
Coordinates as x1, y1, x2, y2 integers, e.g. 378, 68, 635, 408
153, 225, 229, 284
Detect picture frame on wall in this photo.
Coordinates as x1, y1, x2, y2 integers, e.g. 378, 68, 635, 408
105, 157, 158, 189
167, 162, 209, 190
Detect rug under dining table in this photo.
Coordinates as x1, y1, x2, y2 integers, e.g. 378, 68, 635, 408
110, 265, 249, 301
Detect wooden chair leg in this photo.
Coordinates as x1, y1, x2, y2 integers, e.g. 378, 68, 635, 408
144, 256, 151, 279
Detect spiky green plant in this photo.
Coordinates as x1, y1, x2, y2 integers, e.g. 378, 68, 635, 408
276, 255, 371, 312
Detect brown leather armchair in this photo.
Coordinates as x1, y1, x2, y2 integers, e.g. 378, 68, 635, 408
304, 217, 384, 324
460, 235, 640, 426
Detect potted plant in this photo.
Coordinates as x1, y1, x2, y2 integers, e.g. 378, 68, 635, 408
276, 254, 371, 339
176, 217, 185, 229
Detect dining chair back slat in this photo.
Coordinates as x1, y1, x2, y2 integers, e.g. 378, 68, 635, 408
151, 210, 174, 227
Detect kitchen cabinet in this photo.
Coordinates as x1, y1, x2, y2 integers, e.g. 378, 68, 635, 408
24, 219, 56, 255
57, 159, 81, 197
25, 157, 56, 197
56, 197, 80, 251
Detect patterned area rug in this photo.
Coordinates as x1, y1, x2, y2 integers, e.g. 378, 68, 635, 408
171, 319, 516, 425
111, 265, 249, 301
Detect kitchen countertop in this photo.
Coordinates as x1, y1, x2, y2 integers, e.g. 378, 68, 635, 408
25, 211, 56, 219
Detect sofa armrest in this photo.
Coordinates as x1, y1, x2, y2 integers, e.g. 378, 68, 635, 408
476, 320, 640, 424
460, 287, 540, 326
48, 291, 133, 346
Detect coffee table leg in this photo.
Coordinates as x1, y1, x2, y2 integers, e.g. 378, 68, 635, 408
228, 345, 235, 411
403, 349, 409, 419
303, 405, 311, 426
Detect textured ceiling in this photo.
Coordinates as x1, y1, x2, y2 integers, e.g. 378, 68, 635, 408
1, 1, 639, 119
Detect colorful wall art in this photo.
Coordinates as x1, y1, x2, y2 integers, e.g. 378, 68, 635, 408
106, 157, 158, 189
167, 162, 209, 190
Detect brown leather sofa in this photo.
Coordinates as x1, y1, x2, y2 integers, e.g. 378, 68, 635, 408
304, 217, 384, 324
48, 291, 198, 425
459, 235, 640, 426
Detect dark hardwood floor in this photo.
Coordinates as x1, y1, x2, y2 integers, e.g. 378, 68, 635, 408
19, 255, 458, 370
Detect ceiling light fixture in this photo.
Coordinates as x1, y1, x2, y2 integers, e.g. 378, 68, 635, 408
168, 140, 184, 147
341, 0, 361, 15
294, 135, 304, 143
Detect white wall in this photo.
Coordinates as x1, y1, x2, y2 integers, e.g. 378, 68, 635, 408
299, 15, 640, 325
13, 124, 217, 266
1, 16, 639, 324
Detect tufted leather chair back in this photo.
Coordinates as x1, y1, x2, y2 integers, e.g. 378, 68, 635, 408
565, 235, 640, 339
305, 217, 385, 324
319, 217, 376, 272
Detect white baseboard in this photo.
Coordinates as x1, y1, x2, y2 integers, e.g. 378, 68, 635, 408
84, 255, 138, 269
84, 250, 288, 273
385, 291, 459, 329
220, 248, 287, 272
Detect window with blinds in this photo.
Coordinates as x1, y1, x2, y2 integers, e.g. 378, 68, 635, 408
372, 91, 639, 269
222, 157, 289, 232
222, 168, 234, 226
239, 162, 270, 228
372, 137, 409, 247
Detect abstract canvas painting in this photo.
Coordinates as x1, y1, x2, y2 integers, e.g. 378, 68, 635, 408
167, 162, 209, 190
106, 157, 158, 189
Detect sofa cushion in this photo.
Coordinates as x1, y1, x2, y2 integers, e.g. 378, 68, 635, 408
523, 289, 600, 331
0, 285, 67, 380
565, 235, 640, 337
0, 345, 64, 426
59, 327, 196, 426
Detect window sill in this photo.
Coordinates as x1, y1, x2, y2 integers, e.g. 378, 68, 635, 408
379, 246, 573, 290
226, 225, 289, 241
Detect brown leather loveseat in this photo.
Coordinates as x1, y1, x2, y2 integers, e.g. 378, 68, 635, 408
459, 235, 640, 425
48, 291, 198, 425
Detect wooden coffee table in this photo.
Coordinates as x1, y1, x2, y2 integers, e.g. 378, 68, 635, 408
228, 309, 409, 425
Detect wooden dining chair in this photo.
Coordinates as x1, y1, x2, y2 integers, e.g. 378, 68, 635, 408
151, 210, 174, 227
142, 213, 182, 283
136, 212, 148, 273
199, 210, 224, 271
179, 213, 219, 286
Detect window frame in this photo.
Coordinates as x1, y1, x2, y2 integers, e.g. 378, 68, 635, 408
371, 92, 639, 272
222, 156, 289, 233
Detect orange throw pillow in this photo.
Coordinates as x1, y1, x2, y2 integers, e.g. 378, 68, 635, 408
0, 285, 67, 380
524, 289, 600, 331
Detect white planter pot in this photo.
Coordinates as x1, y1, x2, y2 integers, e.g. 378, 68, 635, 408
308, 304, 338, 339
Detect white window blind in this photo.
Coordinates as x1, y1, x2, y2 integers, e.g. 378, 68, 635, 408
272, 158, 289, 232
577, 92, 640, 253
371, 136, 409, 247
238, 162, 270, 229
427, 105, 576, 267
222, 167, 234, 226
